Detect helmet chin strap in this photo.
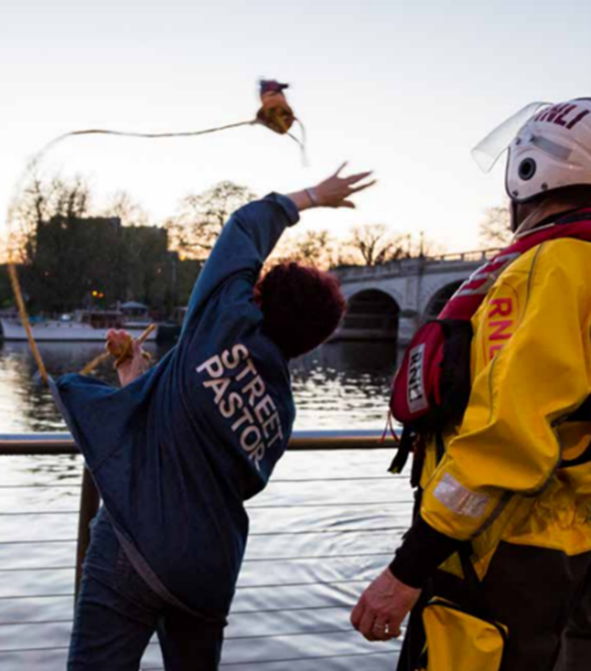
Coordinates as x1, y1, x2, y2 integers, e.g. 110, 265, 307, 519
512, 189, 591, 237
512, 200, 564, 237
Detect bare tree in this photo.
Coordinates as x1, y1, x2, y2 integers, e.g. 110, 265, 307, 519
105, 191, 149, 227
166, 181, 256, 259
407, 232, 446, 259
8, 174, 91, 263
333, 248, 362, 267
479, 205, 512, 248
272, 229, 336, 269
347, 224, 406, 266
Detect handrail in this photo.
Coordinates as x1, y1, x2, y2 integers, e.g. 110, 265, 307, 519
0, 430, 398, 454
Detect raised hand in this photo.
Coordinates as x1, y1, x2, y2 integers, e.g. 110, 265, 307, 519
312, 162, 375, 209
286, 163, 375, 212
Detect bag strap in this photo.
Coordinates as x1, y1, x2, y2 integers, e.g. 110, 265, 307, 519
389, 425, 415, 475
457, 543, 493, 621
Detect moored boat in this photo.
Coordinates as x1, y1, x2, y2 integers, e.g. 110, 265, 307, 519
0, 310, 158, 342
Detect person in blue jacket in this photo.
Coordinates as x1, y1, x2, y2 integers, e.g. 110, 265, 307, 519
56, 164, 374, 671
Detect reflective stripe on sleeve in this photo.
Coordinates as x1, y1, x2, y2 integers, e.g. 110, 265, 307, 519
433, 473, 490, 518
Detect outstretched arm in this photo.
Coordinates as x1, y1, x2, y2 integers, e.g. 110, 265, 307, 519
182, 164, 375, 333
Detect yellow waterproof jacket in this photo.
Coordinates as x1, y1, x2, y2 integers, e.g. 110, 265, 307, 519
420, 238, 591, 571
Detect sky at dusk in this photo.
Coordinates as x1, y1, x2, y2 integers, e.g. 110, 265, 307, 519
1, 0, 591, 253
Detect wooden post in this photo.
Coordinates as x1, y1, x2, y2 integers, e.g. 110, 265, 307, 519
74, 468, 101, 605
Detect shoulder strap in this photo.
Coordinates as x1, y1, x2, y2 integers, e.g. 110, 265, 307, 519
389, 426, 415, 475
555, 210, 591, 225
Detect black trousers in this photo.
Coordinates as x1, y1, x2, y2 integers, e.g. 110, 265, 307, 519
397, 542, 591, 671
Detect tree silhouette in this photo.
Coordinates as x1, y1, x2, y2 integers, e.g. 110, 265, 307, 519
105, 191, 149, 228
347, 224, 406, 266
272, 229, 336, 269
166, 181, 256, 259
479, 205, 512, 247
8, 175, 90, 264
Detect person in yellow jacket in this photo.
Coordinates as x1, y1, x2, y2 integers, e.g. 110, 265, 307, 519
351, 97, 591, 671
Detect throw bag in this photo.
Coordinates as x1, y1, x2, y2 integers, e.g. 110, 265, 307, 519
419, 598, 507, 671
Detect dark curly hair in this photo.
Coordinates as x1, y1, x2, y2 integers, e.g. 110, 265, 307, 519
255, 262, 347, 359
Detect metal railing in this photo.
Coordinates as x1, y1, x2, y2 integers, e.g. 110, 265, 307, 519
333, 247, 504, 282
0, 431, 407, 670
428, 247, 503, 263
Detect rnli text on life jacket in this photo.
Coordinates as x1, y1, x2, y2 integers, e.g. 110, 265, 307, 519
487, 297, 516, 360
408, 344, 428, 413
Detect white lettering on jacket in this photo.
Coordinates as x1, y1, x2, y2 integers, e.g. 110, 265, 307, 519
407, 344, 428, 413
196, 344, 283, 470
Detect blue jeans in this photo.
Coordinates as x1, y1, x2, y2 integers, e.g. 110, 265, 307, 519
68, 509, 224, 671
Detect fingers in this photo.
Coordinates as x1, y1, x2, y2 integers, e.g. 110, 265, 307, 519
345, 170, 373, 185
350, 599, 364, 630
359, 607, 378, 641
373, 618, 400, 641
349, 179, 377, 194
372, 617, 390, 641
117, 341, 149, 387
351, 599, 382, 643
314, 164, 375, 209
333, 180, 376, 209
106, 328, 121, 345
356, 609, 398, 642
351, 594, 402, 643
333, 161, 348, 177
130, 341, 147, 368
106, 328, 131, 344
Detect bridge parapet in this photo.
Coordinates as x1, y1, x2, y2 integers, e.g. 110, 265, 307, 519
333, 248, 502, 283
428, 247, 502, 263
334, 248, 504, 345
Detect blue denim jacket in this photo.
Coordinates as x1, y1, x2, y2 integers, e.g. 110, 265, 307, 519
54, 194, 299, 621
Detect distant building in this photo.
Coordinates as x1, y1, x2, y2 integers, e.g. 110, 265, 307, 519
29, 215, 172, 313
1, 216, 203, 315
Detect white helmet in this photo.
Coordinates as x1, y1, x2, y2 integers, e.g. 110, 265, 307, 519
473, 98, 591, 203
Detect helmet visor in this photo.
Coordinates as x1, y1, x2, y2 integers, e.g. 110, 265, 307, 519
472, 102, 550, 173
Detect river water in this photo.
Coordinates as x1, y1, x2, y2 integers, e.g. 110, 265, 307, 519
0, 340, 411, 670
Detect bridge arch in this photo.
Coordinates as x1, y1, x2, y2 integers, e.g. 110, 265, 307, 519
337, 289, 400, 342
423, 280, 463, 319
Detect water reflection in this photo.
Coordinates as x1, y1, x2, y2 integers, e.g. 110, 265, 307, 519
291, 341, 400, 430
0, 340, 403, 434
0, 341, 158, 433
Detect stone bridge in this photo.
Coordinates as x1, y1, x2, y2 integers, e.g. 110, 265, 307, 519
332, 249, 501, 346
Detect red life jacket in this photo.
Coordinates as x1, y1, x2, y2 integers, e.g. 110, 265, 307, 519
389, 209, 591, 477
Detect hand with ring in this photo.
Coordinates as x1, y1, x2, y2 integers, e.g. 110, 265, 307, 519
371, 621, 391, 641
350, 567, 421, 642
